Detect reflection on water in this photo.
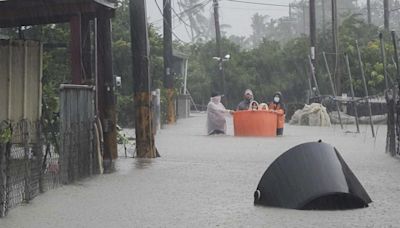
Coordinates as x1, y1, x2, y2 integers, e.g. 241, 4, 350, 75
134, 158, 156, 169
113, 157, 158, 175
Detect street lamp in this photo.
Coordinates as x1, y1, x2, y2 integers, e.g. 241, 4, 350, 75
213, 54, 231, 71
212, 54, 230, 100
213, 54, 231, 62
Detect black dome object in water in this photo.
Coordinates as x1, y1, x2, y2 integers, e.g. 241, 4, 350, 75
254, 142, 372, 210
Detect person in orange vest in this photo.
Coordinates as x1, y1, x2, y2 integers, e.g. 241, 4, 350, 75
268, 92, 286, 136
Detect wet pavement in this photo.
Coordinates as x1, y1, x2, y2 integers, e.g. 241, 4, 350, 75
1, 113, 400, 228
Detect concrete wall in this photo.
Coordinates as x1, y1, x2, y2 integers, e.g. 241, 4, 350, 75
0, 40, 42, 123
177, 94, 190, 119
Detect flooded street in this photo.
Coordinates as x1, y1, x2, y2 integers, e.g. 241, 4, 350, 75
1, 114, 400, 228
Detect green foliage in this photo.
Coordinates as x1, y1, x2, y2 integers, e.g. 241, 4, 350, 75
186, 12, 397, 109
117, 94, 135, 127
4, 0, 389, 129
187, 36, 311, 109
0, 124, 11, 144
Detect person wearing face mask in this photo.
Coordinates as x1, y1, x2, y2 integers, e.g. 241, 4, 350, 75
237, 89, 254, 111
207, 92, 234, 135
268, 92, 286, 136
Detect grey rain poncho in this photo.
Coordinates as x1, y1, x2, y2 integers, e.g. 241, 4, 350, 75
207, 96, 230, 135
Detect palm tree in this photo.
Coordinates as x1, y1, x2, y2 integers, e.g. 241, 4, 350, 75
177, 0, 209, 42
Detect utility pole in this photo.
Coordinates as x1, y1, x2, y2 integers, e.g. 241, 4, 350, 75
331, 0, 341, 95
213, 0, 225, 96
97, 7, 118, 167
384, 0, 389, 30
367, 0, 371, 25
288, 3, 293, 35
309, 0, 317, 91
163, 0, 176, 124
130, 0, 158, 158
303, 2, 307, 34
322, 0, 326, 40
70, 14, 82, 84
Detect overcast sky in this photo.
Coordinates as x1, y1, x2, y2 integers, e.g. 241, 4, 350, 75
146, 0, 292, 42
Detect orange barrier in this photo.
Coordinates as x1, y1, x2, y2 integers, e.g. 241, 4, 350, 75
233, 110, 278, 137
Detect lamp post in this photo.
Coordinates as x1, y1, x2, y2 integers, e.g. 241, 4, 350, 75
213, 54, 230, 98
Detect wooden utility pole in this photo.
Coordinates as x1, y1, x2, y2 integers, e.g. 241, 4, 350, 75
322, 0, 326, 40
384, 0, 390, 30
130, 0, 158, 158
163, 0, 176, 124
81, 15, 92, 82
303, 2, 307, 34
367, 0, 371, 25
309, 0, 317, 90
331, 0, 341, 95
213, 0, 225, 95
97, 8, 118, 165
70, 14, 82, 84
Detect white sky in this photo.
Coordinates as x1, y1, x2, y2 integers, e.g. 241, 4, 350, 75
146, 0, 292, 42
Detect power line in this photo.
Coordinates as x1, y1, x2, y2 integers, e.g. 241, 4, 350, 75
150, 0, 211, 24
223, 6, 288, 11
153, 0, 191, 43
171, 4, 192, 39
225, 0, 289, 7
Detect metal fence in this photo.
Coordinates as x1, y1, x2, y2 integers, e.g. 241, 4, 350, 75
0, 120, 45, 217
0, 85, 99, 218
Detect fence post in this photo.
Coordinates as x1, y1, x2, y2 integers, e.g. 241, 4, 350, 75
356, 40, 375, 138
23, 120, 31, 202
344, 54, 360, 133
0, 143, 7, 217
323, 52, 344, 129
308, 55, 321, 96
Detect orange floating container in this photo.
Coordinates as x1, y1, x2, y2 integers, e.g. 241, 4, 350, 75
233, 110, 278, 137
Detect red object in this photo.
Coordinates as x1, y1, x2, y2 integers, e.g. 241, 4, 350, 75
269, 103, 285, 129
233, 110, 278, 136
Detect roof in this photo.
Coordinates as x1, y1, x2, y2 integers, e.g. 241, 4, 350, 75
172, 49, 189, 60
0, 0, 116, 28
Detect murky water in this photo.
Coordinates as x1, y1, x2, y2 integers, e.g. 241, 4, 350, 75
0, 114, 399, 227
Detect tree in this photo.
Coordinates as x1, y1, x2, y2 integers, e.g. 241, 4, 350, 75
250, 13, 268, 47
177, 0, 209, 42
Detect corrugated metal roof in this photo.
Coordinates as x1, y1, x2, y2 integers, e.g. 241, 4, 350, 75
94, 0, 116, 9
173, 49, 189, 60
0, 0, 116, 27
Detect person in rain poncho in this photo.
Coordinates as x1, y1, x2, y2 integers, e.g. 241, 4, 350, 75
207, 92, 233, 135
237, 89, 254, 111
268, 92, 286, 136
